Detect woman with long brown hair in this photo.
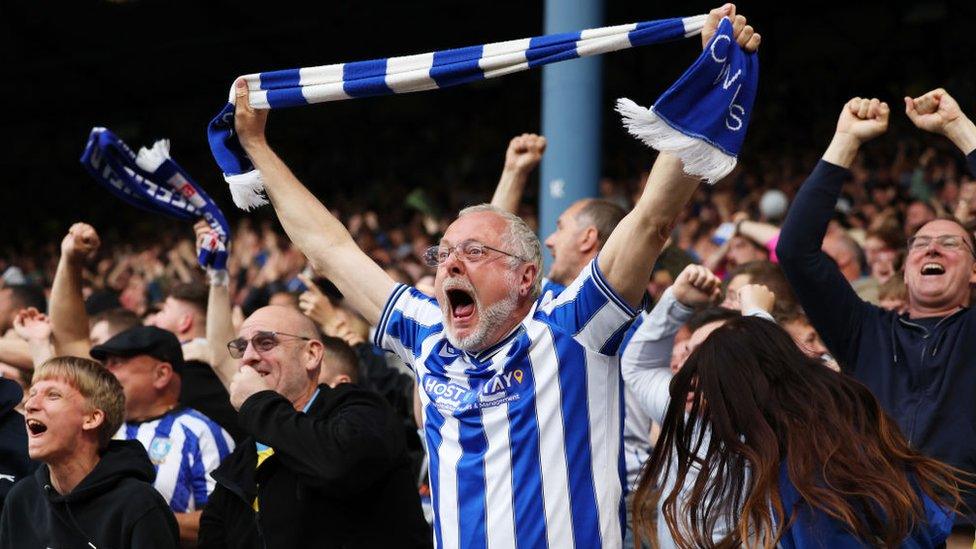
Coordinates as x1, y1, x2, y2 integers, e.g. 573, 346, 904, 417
633, 316, 966, 548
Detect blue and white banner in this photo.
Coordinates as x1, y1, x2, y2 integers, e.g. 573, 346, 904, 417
81, 128, 231, 270
208, 15, 727, 210
616, 16, 758, 183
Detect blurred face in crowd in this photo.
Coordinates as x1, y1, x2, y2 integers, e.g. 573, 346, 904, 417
904, 220, 976, 315
149, 297, 196, 339
721, 274, 752, 310
862, 235, 892, 268
435, 211, 534, 352
726, 236, 768, 270
103, 355, 171, 420
870, 249, 898, 285
905, 202, 936, 236
544, 201, 591, 286
236, 306, 321, 406
24, 378, 102, 463
782, 317, 828, 358
89, 320, 112, 347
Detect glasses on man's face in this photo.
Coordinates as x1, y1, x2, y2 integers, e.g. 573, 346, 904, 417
422, 240, 527, 267
907, 234, 976, 257
226, 331, 311, 359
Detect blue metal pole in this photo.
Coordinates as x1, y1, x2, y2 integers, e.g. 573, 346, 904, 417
539, 0, 604, 268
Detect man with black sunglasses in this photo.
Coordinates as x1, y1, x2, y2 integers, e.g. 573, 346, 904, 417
198, 305, 431, 549
777, 90, 976, 544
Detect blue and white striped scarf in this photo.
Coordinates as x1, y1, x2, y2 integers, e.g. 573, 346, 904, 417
208, 14, 757, 210
81, 128, 231, 270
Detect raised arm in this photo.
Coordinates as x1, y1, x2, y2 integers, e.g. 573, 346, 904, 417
905, 88, 976, 157
490, 133, 546, 213
234, 82, 394, 325
736, 218, 780, 247
195, 221, 237, 390
621, 265, 720, 422
50, 223, 99, 357
12, 308, 53, 368
777, 98, 889, 368
598, 6, 760, 307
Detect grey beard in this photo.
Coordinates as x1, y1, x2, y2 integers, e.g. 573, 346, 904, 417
444, 277, 520, 352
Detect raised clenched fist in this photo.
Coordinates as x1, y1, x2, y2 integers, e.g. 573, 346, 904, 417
835, 97, 890, 146
737, 283, 775, 314
673, 264, 722, 308
503, 133, 547, 174
61, 222, 100, 264
905, 88, 967, 137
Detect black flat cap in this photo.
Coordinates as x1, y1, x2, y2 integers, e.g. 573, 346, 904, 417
90, 326, 184, 372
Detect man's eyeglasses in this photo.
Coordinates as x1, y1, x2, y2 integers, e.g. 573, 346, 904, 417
423, 240, 527, 267
227, 331, 311, 359
907, 235, 976, 257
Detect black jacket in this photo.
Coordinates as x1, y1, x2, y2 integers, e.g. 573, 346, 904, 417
0, 378, 34, 513
0, 439, 179, 548
179, 359, 245, 442
199, 383, 431, 549
777, 152, 976, 521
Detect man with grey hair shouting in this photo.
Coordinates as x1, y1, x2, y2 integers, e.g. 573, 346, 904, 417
230, 6, 760, 546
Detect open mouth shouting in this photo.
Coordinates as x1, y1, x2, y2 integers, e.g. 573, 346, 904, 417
443, 278, 479, 329
26, 418, 48, 436
446, 289, 476, 323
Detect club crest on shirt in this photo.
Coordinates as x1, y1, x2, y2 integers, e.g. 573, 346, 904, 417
423, 369, 526, 414
148, 436, 173, 464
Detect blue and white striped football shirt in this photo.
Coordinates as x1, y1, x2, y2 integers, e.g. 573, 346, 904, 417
375, 259, 638, 549
115, 407, 234, 513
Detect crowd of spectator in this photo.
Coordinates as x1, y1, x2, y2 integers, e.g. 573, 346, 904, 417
2, 6, 976, 548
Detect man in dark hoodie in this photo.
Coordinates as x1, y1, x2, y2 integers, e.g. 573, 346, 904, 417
0, 377, 34, 512
0, 356, 179, 548
777, 90, 976, 543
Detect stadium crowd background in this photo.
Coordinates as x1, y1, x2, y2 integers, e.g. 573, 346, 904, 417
1, 0, 976, 547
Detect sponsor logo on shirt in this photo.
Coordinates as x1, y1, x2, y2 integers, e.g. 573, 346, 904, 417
423, 369, 526, 414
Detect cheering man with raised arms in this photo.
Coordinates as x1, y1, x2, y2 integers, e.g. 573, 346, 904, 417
230, 7, 759, 547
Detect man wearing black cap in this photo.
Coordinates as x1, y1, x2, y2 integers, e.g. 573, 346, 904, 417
91, 325, 235, 546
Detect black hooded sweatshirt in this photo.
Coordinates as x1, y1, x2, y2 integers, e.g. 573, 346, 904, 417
0, 439, 179, 549
0, 378, 34, 512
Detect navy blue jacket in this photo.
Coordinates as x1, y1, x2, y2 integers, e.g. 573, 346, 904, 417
776, 464, 953, 548
0, 378, 34, 513
777, 151, 976, 522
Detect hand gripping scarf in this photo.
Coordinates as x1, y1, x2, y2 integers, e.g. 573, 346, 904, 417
208, 15, 757, 210
80, 128, 231, 271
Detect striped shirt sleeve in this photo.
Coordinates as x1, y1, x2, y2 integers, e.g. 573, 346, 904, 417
536, 258, 640, 355
372, 283, 444, 370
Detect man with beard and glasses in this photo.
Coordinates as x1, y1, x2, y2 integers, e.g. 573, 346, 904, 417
777, 91, 976, 546
229, 6, 759, 546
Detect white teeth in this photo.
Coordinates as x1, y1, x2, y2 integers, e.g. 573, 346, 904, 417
921, 263, 945, 274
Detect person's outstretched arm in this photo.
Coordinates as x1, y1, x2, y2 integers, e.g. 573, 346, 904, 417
621, 265, 720, 422
905, 88, 976, 174
194, 221, 237, 390
599, 5, 760, 307
777, 98, 889, 368
234, 83, 394, 325
490, 133, 546, 214
49, 223, 99, 357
